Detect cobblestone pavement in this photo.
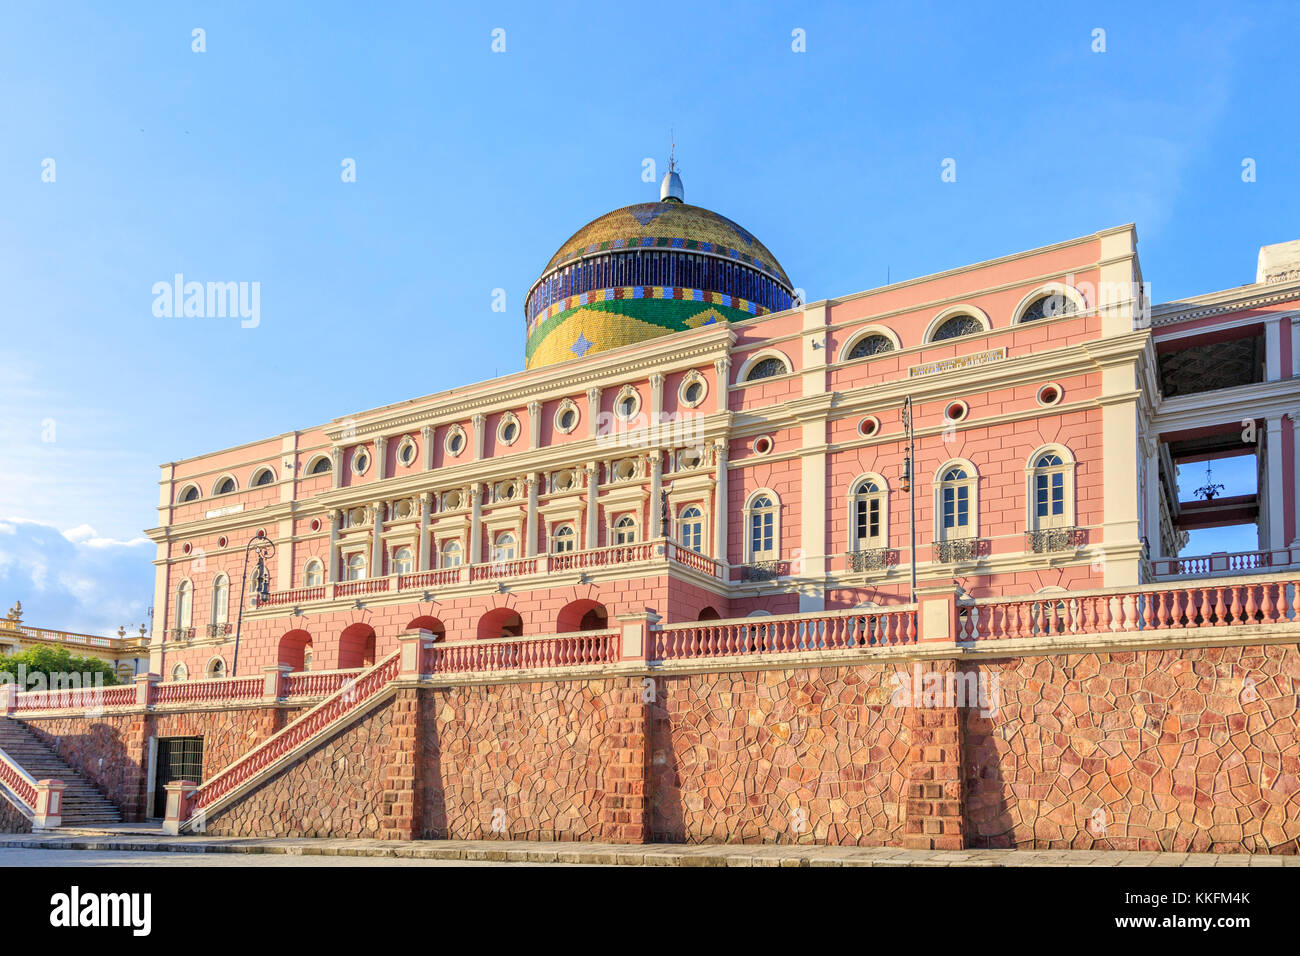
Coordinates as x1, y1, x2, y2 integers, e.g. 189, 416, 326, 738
0, 848, 537, 867
1, 827, 1296, 866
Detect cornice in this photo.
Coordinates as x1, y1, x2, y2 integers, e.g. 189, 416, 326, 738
1150, 280, 1300, 325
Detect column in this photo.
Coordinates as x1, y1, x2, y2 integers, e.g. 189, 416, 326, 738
420, 425, 434, 471
1291, 411, 1300, 546
528, 400, 542, 450
587, 387, 602, 440
713, 440, 729, 564
375, 435, 388, 481
330, 446, 343, 490
1143, 435, 1162, 559
327, 509, 342, 582
469, 484, 483, 564
1265, 316, 1283, 381
649, 452, 663, 538
417, 492, 432, 571
472, 414, 486, 460
713, 357, 731, 414
649, 372, 665, 425
525, 475, 540, 556
585, 464, 600, 549
1266, 416, 1286, 550
371, 501, 385, 577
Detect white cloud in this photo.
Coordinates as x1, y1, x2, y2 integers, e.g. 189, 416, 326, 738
0, 517, 154, 638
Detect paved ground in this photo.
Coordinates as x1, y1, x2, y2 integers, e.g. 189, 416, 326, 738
0, 825, 1294, 866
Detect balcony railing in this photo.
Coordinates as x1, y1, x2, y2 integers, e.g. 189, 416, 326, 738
848, 548, 896, 572
260, 538, 723, 609
1151, 548, 1299, 578
933, 538, 987, 564
653, 605, 918, 660
1025, 527, 1086, 554
425, 629, 622, 674
959, 574, 1299, 641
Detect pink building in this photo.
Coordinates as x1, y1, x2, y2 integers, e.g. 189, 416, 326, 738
145, 173, 1300, 682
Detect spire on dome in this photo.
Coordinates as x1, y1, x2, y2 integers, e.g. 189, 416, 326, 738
660, 132, 684, 203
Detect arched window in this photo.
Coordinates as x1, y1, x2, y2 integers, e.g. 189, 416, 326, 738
936, 464, 977, 540
613, 515, 637, 545
1027, 448, 1075, 531
678, 506, 705, 553
492, 532, 517, 562
310, 456, 332, 475
179, 485, 199, 503
211, 574, 229, 625
392, 547, 414, 575
171, 663, 188, 682
304, 559, 324, 587
441, 540, 463, 568
176, 580, 193, 629
1020, 293, 1078, 322
213, 476, 236, 496
930, 314, 983, 341
345, 553, 367, 581
850, 478, 888, 550
252, 468, 274, 487
745, 493, 779, 561
205, 657, 226, 679
551, 524, 576, 554
847, 333, 895, 360
744, 357, 789, 382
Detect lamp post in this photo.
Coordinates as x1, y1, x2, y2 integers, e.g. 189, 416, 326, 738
901, 395, 918, 604
231, 531, 275, 678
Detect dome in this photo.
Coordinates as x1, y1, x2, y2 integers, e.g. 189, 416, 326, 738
525, 175, 795, 369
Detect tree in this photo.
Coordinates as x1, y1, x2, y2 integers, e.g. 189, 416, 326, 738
0, 645, 121, 688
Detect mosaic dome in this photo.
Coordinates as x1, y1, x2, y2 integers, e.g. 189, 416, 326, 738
525, 172, 795, 369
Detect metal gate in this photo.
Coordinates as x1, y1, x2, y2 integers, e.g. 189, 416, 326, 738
153, 736, 204, 818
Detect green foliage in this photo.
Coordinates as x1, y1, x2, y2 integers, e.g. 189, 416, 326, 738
0, 645, 121, 687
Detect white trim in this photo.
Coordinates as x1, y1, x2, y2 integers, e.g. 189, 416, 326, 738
303, 558, 324, 587
742, 488, 781, 562
678, 369, 708, 408
837, 324, 902, 364
444, 425, 467, 458
736, 348, 794, 383
210, 473, 239, 496
1010, 282, 1088, 325
613, 385, 642, 422
554, 399, 580, 434
846, 472, 890, 551
496, 413, 521, 446
249, 466, 277, 488
204, 655, 227, 679
934, 458, 978, 541
176, 483, 201, 504
1024, 443, 1076, 531
923, 305, 992, 343
304, 454, 333, 476
350, 446, 372, 476
395, 436, 419, 467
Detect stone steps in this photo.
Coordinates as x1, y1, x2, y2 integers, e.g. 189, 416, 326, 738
0, 720, 123, 825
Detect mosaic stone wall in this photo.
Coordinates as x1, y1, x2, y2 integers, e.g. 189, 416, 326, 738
649, 664, 915, 845
422, 677, 646, 842
24, 713, 148, 820
0, 792, 32, 833
965, 645, 1300, 853
202, 697, 400, 839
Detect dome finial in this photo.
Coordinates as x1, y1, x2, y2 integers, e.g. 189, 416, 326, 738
660, 130, 684, 203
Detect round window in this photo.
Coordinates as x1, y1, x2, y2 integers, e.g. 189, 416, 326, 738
858, 416, 880, 437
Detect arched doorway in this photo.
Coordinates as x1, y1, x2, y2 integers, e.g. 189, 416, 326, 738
697, 606, 721, 621
406, 616, 446, 641
278, 629, 314, 671
477, 607, 523, 640
556, 599, 609, 632
338, 623, 377, 668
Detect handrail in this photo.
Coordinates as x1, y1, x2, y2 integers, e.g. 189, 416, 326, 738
153, 675, 263, 706
281, 668, 365, 699
13, 684, 136, 712
425, 629, 621, 673
187, 650, 402, 820
653, 605, 918, 659
962, 578, 1299, 641
0, 747, 39, 809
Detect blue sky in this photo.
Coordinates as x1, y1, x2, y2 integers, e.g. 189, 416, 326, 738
1, 1, 1295, 632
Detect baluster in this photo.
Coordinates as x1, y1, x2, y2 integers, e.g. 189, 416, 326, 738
1244, 586, 1259, 624
1228, 586, 1243, 625
1212, 586, 1228, 627
906, 611, 917, 643
1291, 581, 1300, 623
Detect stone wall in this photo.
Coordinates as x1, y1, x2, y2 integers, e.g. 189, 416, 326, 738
0, 791, 32, 833
422, 677, 646, 842
650, 664, 913, 845
202, 697, 401, 839
965, 644, 1300, 853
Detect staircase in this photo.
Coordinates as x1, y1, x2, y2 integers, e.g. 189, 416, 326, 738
0, 720, 122, 826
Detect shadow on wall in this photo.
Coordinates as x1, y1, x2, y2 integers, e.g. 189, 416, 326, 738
647, 676, 685, 842
22, 720, 139, 820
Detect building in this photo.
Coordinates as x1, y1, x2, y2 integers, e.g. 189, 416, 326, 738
4, 169, 1299, 850
142, 169, 1299, 680
0, 602, 148, 681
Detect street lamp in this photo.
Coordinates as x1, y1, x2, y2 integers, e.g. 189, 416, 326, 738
231, 531, 275, 678
901, 396, 918, 604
